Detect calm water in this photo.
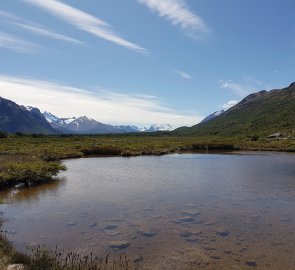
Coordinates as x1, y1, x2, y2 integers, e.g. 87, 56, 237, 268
1, 153, 295, 269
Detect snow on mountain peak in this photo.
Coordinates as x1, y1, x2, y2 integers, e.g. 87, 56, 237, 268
42, 111, 60, 123
144, 124, 174, 132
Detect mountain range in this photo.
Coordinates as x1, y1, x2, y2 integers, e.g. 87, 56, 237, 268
176, 82, 295, 138
1, 82, 294, 136
0, 97, 174, 134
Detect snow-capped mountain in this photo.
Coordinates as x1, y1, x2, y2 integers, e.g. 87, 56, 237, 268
142, 124, 174, 132
115, 125, 140, 133
39, 111, 173, 134
64, 116, 121, 134
41, 111, 60, 123
200, 110, 225, 123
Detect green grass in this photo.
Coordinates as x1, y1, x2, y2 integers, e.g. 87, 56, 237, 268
0, 133, 295, 187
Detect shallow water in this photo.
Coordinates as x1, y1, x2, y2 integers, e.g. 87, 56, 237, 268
1, 153, 295, 269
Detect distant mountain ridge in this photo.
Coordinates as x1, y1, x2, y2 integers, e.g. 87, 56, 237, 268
0, 97, 174, 134
200, 110, 225, 123
176, 82, 295, 137
0, 97, 55, 134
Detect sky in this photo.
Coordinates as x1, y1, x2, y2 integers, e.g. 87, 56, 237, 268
0, 0, 295, 127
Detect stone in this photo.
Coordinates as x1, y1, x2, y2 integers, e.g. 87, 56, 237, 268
138, 228, 157, 237
179, 227, 203, 242
185, 203, 197, 208
175, 216, 194, 223
103, 224, 117, 230
7, 264, 25, 270
66, 222, 76, 226
109, 240, 129, 250
181, 209, 201, 216
134, 255, 144, 263
203, 219, 217, 226
245, 261, 257, 267
267, 133, 283, 139
215, 228, 230, 237
103, 229, 120, 236
89, 222, 97, 228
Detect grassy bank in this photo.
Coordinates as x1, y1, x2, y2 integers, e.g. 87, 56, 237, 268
1, 133, 295, 187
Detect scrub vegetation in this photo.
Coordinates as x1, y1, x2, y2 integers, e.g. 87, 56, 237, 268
0, 133, 295, 187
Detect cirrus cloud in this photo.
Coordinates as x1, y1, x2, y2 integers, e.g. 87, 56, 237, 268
23, 0, 147, 53
0, 75, 202, 127
137, 0, 210, 39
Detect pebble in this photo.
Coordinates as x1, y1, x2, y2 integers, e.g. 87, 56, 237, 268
203, 219, 217, 226
103, 224, 117, 230
109, 240, 130, 250
181, 209, 201, 216
66, 222, 76, 226
134, 255, 144, 263
138, 228, 158, 237
103, 229, 121, 236
245, 261, 257, 267
215, 228, 230, 237
185, 203, 197, 208
175, 216, 195, 223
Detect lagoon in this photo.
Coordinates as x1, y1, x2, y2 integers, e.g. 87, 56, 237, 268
1, 153, 295, 269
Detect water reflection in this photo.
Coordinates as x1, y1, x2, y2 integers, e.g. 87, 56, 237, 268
0, 177, 66, 204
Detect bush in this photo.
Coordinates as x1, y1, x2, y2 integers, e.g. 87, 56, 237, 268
250, 135, 259, 141
0, 131, 7, 138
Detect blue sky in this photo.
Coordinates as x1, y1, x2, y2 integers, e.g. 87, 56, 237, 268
0, 0, 294, 127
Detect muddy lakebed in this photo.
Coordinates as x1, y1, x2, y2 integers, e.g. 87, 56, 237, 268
1, 152, 295, 269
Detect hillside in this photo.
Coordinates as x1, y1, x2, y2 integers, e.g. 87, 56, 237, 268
0, 97, 56, 134
176, 82, 295, 138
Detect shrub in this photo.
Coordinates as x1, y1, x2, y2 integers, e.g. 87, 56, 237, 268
0, 131, 7, 138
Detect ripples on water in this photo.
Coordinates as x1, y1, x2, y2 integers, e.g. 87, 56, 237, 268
1, 153, 295, 269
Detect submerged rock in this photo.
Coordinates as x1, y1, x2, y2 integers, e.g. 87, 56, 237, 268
109, 240, 129, 250
179, 227, 203, 242
103, 223, 120, 236
245, 261, 257, 267
203, 219, 217, 226
103, 224, 117, 230
215, 228, 230, 237
66, 222, 76, 226
103, 228, 121, 236
181, 209, 201, 216
138, 228, 158, 237
175, 216, 195, 223
134, 255, 144, 263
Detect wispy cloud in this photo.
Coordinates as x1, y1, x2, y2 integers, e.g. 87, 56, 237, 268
137, 0, 210, 38
17, 23, 85, 45
23, 0, 147, 53
176, 70, 191, 79
0, 31, 39, 53
0, 75, 201, 127
0, 10, 85, 45
218, 78, 269, 97
218, 80, 256, 97
220, 100, 238, 110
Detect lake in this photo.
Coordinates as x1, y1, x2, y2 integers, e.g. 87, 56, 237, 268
1, 153, 295, 269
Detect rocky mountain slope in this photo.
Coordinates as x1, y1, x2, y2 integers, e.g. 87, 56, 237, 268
0, 97, 55, 134
176, 82, 295, 138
